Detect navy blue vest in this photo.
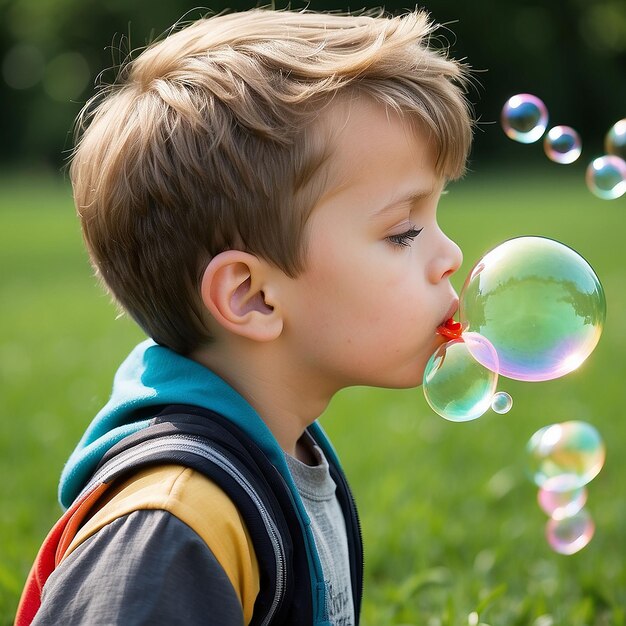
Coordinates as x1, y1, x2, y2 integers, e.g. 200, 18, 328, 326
93, 404, 364, 625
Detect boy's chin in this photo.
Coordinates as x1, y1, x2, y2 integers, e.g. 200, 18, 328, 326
369, 366, 427, 391
387, 377, 424, 390
343, 353, 432, 391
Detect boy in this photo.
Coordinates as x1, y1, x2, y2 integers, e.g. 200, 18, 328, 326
17, 7, 471, 625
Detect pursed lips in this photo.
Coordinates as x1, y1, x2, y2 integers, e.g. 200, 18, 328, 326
440, 298, 459, 327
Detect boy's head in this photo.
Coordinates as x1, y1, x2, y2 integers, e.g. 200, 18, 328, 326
71, 8, 473, 355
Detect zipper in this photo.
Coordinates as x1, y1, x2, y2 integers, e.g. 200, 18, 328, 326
330, 462, 364, 624
306, 425, 364, 621
83, 434, 287, 626
305, 423, 365, 623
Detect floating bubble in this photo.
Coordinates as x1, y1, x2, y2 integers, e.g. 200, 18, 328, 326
423, 333, 498, 422
501, 94, 548, 144
491, 391, 513, 414
585, 155, 626, 200
545, 508, 595, 555
538, 485, 587, 520
460, 236, 606, 382
527, 421, 605, 492
605, 118, 626, 160
543, 125, 582, 164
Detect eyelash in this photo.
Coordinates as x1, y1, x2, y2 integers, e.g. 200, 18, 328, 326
387, 226, 423, 247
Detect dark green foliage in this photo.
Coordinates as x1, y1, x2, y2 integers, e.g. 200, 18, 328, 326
0, 0, 624, 170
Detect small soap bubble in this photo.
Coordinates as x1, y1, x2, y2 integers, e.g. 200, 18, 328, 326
460, 237, 606, 382
543, 125, 582, 164
585, 155, 626, 200
423, 333, 498, 422
491, 391, 513, 414
537, 486, 587, 520
527, 421, 605, 492
605, 118, 626, 160
501, 94, 549, 144
545, 509, 595, 555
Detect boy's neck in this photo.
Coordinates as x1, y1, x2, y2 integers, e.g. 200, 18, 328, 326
190, 341, 334, 462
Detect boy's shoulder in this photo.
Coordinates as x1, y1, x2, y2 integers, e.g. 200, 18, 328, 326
64, 464, 260, 618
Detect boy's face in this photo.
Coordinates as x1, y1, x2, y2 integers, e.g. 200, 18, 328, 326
278, 99, 462, 393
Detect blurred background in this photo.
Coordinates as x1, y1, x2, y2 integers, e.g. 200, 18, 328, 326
1, 1, 625, 624
1, 0, 625, 172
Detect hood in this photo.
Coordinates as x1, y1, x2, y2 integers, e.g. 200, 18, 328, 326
59, 339, 311, 509
58, 338, 346, 625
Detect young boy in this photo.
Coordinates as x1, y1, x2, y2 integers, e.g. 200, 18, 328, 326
17, 8, 471, 625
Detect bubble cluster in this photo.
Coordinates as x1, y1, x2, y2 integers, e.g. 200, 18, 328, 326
501, 94, 548, 144
423, 237, 605, 423
460, 237, 606, 382
527, 421, 605, 554
501, 95, 626, 200
585, 155, 626, 200
490, 94, 615, 555
422, 236, 607, 551
544, 125, 581, 164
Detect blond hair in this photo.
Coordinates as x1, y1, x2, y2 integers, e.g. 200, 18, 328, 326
71, 8, 473, 354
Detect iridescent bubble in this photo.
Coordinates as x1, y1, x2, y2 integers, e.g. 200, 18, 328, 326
545, 509, 595, 555
544, 125, 582, 164
537, 485, 587, 520
491, 391, 512, 414
605, 118, 626, 160
585, 155, 626, 200
527, 421, 606, 492
460, 236, 606, 382
423, 333, 498, 422
501, 94, 549, 144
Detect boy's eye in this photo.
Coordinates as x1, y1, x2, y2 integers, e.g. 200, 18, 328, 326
387, 226, 423, 247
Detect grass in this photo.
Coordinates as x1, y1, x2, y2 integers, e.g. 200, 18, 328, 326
1, 167, 625, 625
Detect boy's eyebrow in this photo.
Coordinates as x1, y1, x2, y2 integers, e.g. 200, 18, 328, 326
373, 187, 436, 216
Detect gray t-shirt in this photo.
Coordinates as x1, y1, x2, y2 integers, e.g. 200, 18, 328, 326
285, 435, 355, 626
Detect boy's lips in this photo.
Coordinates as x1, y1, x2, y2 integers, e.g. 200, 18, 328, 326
440, 299, 459, 327
436, 300, 463, 339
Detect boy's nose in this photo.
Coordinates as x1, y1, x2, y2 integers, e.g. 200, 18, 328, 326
430, 231, 463, 283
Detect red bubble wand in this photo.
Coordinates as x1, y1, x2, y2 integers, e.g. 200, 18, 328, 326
436, 317, 465, 340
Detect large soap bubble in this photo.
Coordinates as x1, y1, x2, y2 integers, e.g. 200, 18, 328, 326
459, 237, 606, 382
501, 94, 548, 144
526, 421, 606, 492
423, 333, 498, 422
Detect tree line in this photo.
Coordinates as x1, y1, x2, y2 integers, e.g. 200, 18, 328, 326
1, 0, 624, 171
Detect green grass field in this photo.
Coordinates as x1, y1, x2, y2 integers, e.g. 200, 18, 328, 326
1, 169, 624, 625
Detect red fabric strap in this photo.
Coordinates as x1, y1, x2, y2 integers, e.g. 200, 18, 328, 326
15, 482, 109, 626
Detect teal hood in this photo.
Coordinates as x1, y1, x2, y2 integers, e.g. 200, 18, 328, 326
59, 339, 339, 510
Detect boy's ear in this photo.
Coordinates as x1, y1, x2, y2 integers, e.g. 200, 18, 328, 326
200, 250, 283, 342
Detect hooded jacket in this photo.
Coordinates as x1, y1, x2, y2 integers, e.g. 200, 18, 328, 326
23, 339, 362, 625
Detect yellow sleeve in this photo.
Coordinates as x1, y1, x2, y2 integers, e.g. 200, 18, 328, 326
62, 465, 260, 624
